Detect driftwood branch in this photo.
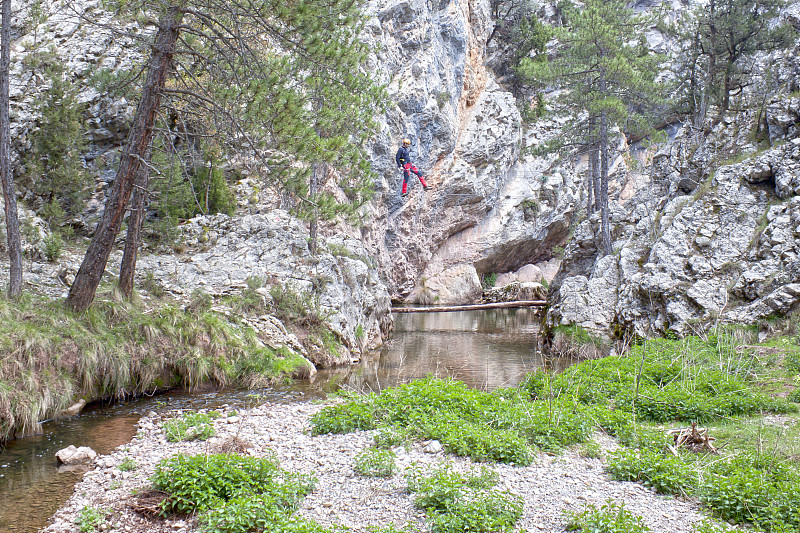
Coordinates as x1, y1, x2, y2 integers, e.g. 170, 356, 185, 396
666, 422, 718, 453
391, 301, 546, 313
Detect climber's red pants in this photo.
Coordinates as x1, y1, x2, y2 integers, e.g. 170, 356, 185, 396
402, 163, 427, 194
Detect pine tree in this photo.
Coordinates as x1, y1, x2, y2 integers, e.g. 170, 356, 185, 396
66, 0, 386, 310
517, 0, 664, 255
1, 0, 22, 298
24, 61, 91, 226
674, 0, 791, 123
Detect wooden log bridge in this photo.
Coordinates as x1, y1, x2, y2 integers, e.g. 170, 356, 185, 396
391, 300, 547, 313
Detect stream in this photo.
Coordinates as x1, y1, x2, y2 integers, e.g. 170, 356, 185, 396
0, 308, 564, 532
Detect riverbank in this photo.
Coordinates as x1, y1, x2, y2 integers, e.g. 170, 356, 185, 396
43, 401, 712, 533
37, 331, 800, 533
0, 291, 314, 441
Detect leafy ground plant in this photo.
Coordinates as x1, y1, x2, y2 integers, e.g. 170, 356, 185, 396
311, 376, 588, 462
118, 457, 138, 472
76, 506, 105, 533
151, 452, 315, 515
405, 464, 521, 533
565, 500, 650, 533
353, 447, 396, 478
163, 411, 219, 442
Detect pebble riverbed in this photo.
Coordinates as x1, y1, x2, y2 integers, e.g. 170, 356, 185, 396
42, 402, 721, 533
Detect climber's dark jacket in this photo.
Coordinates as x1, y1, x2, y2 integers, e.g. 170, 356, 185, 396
395, 146, 411, 168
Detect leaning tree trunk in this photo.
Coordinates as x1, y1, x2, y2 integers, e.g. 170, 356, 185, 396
599, 69, 612, 256
309, 162, 326, 257
588, 114, 600, 214
66, 6, 183, 312
0, 0, 21, 298
118, 145, 152, 299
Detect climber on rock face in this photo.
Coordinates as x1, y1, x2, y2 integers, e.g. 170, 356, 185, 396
395, 137, 429, 196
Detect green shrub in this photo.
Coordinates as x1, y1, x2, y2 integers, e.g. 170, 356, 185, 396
152, 453, 315, 515
566, 501, 650, 533
313, 376, 592, 462
163, 411, 217, 442
43, 233, 63, 262
198, 495, 288, 533
606, 449, 694, 496
118, 457, 138, 472
578, 439, 603, 459
788, 388, 800, 403
200, 509, 341, 533
373, 426, 410, 449
23, 61, 91, 226
406, 464, 520, 533
428, 489, 523, 533
406, 464, 499, 511
353, 448, 396, 478
310, 400, 376, 435
76, 506, 105, 533
785, 351, 800, 372
524, 337, 795, 423
700, 460, 800, 532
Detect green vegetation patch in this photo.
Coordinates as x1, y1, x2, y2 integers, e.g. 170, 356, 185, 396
0, 294, 309, 441
312, 376, 595, 463
163, 411, 219, 442
522, 336, 795, 423
353, 447, 396, 478
76, 506, 106, 533
606, 439, 800, 531
406, 464, 521, 533
565, 501, 650, 533
152, 452, 315, 515
310, 331, 799, 532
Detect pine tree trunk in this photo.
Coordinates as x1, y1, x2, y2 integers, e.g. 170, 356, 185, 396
700, 0, 716, 127
0, 0, 22, 298
309, 163, 325, 256
599, 69, 612, 256
589, 115, 600, 213
67, 6, 183, 313
118, 146, 152, 299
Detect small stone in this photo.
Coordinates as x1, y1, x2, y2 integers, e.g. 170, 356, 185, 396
423, 440, 443, 453
695, 236, 712, 247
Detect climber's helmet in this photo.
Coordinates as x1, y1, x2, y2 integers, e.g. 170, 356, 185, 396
402, 138, 410, 146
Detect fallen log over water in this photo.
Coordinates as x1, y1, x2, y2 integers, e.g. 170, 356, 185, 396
391, 300, 547, 313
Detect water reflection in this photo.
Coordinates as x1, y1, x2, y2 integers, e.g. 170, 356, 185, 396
310, 309, 568, 393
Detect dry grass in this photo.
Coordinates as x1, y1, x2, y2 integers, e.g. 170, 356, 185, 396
0, 293, 309, 441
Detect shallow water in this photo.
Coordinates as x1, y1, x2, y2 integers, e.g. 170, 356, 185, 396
0, 309, 556, 532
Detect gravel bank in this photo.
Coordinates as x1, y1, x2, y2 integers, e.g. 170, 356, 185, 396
42, 402, 717, 533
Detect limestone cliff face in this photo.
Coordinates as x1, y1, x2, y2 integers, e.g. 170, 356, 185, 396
547, 95, 800, 339
360, 0, 577, 303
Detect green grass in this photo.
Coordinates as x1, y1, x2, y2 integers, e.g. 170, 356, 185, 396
0, 293, 310, 440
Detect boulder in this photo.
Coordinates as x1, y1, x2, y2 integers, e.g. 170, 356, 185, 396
515, 264, 543, 284
56, 445, 97, 466
415, 264, 482, 305
494, 272, 517, 287
54, 399, 87, 418
482, 281, 546, 303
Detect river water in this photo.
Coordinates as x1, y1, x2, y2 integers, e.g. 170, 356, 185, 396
0, 309, 560, 532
